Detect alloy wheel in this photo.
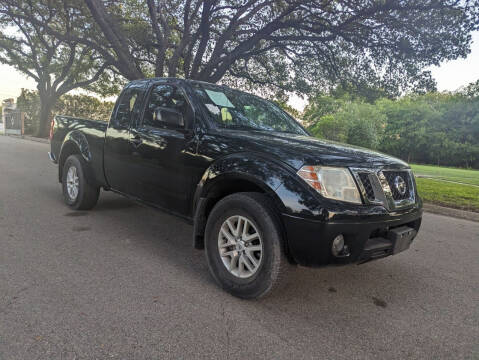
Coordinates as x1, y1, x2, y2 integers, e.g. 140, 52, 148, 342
218, 215, 263, 278
66, 166, 79, 201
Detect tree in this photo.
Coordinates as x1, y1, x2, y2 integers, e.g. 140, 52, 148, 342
17, 90, 115, 134
274, 99, 301, 119
0, 1, 110, 137
303, 95, 346, 127
378, 96, 437, 163
14, 0, 479, 98
460, 79, 479, 98
309, 114, 350, 143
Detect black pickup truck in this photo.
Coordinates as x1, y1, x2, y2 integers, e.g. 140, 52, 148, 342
49, 78, 422, 299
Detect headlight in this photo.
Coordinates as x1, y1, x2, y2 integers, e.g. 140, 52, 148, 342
297, 166, 362, 204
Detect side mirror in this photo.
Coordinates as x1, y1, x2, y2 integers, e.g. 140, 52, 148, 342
154, 107, 184, 127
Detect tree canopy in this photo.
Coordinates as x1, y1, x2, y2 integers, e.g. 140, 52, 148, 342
87, 0, 479, 97
4, 0, 478, 97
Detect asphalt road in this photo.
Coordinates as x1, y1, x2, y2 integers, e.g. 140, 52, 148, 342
0, 135, 478, 360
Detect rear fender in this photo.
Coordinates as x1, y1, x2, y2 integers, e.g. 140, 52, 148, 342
61, 131, 91, 162
58, 131, 94, 183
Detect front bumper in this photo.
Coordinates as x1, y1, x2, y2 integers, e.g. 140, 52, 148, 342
281, 202, 423, 267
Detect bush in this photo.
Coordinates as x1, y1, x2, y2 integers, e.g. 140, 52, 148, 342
307, 99, 386, 150
305, 90, 479, 168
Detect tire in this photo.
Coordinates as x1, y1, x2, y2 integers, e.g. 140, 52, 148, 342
204, 192, 289, 299
62, 154, 100, 210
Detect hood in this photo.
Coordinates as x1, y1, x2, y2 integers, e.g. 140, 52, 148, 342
218, 129, 408, 170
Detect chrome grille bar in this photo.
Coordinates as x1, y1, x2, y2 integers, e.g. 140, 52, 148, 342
350, 168, 416, 211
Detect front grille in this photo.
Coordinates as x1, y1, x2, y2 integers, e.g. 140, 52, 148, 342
351, 167, 415, 210
382, 171, 411, 200
358, 173, 375, 201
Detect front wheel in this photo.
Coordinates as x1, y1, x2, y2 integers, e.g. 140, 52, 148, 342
204, 192, 289, 299
62, 154, 100, 210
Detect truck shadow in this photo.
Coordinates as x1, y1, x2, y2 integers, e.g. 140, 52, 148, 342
93, 194, 138, 211
91, 192, 426, 309
75, 193, 439, 356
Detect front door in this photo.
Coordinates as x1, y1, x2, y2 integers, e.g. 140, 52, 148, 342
128, 83, 198, 216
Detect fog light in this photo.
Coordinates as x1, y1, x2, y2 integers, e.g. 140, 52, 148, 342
332, 235, 345, 257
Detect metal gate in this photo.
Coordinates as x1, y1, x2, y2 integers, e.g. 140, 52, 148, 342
3, 110, 24, 134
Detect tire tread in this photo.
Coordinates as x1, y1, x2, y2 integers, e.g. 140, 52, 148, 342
205, 192, 290, 299
62, 155, 99, 210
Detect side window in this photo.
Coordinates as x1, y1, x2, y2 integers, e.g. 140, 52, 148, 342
143, 84, 188, 128
112, 85, 143, 128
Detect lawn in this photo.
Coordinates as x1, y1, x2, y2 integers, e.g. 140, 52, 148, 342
410, 164, 479, 212
415, 178, 479, 212
411, 164, 479, 186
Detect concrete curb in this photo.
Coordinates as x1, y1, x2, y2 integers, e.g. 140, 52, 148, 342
6, 134, 49, 144
423, 203, 479, 222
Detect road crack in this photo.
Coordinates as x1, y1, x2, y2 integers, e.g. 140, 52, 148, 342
0, 286, 29, 315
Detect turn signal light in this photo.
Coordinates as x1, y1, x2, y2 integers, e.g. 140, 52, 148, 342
297, 166, 322, 191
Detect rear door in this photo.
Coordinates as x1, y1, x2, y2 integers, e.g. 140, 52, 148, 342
103, 82, 148, 193
127, 82, 198, 216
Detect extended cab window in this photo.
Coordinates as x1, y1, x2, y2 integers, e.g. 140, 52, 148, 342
143, 84, 188, 128
113, 84, 145, 128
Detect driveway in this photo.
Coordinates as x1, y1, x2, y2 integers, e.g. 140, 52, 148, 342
0, 135, 478, 359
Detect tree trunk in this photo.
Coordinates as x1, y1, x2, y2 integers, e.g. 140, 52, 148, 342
35, 95, 55, 138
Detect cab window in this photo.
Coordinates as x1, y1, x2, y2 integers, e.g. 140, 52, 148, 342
112, 84, 145, 128
143, 84, 189, 129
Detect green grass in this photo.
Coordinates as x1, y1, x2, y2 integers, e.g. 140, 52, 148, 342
411, 164, 479, 186
415, 178, 479, 212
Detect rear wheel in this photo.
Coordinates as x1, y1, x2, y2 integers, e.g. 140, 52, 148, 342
62, 155, 100, 210
204, 192, 289, 299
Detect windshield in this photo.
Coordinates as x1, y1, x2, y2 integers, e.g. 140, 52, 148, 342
191, 83, 307, 135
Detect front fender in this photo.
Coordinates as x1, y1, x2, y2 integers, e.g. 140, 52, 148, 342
191, 152, 325, 259
194, 152, 327, 219
193, 153, 291, 211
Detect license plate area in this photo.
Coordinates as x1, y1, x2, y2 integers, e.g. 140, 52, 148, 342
387, 226, 417, 254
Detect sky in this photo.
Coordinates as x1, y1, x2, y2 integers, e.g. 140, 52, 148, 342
1, 31, 479, 111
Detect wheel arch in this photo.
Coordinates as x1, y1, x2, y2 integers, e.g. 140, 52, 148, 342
58, 131, 92, 183
192, 154, 296, 262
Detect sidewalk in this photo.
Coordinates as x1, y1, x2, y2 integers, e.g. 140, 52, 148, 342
5, 134, 49, 144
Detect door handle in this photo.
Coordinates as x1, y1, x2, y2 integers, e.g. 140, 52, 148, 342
131, 135, 143, 146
